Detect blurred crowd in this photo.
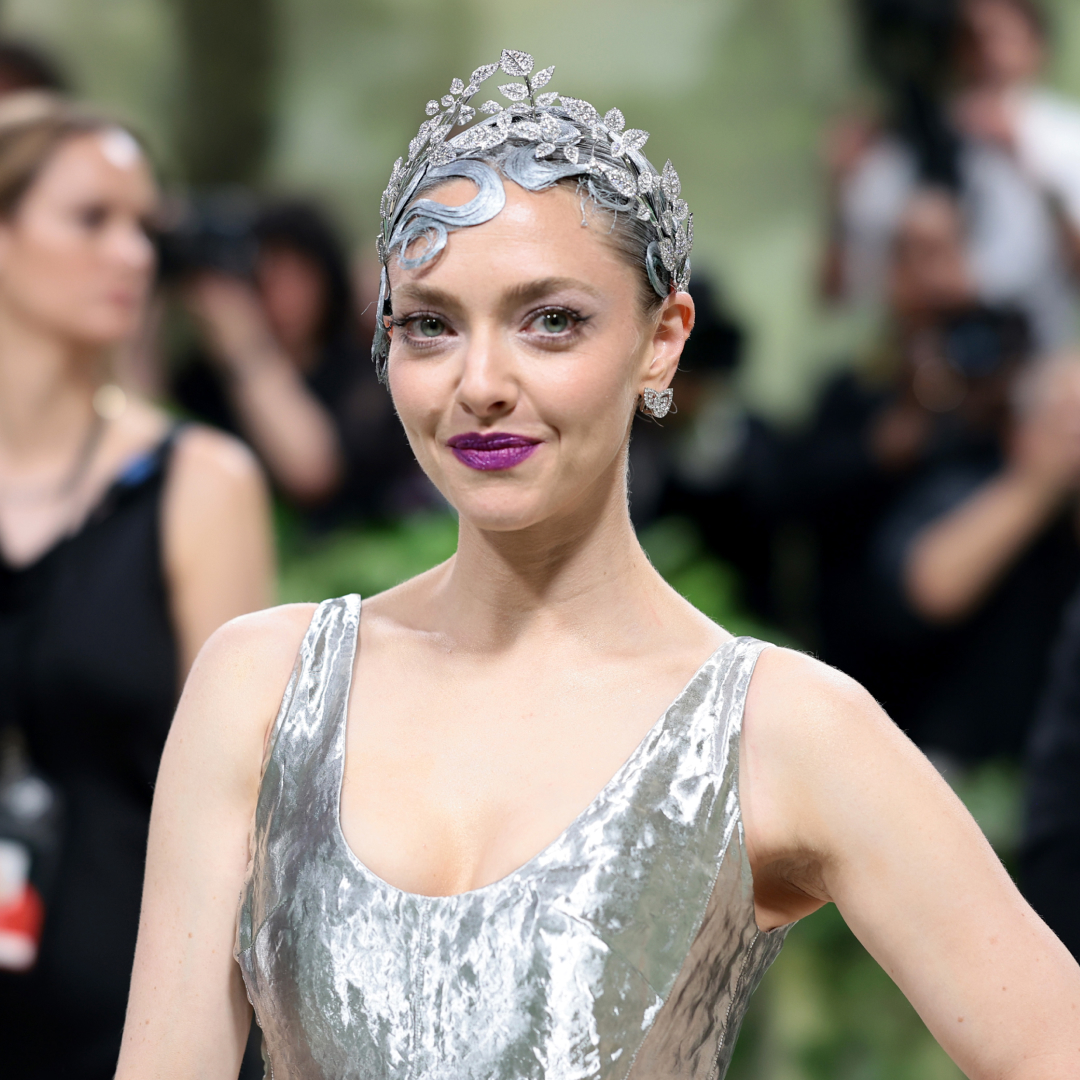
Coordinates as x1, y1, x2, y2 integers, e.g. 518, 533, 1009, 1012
3, 1, 1080, 1076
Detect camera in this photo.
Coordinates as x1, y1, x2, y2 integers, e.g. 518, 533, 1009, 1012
154, 189, 261, 283
940, 305, 1032, 380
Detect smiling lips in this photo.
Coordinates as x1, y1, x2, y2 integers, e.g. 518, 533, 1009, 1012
447, 432, 541, 471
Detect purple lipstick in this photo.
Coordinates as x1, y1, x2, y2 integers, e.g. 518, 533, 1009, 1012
447, 431, 541, 471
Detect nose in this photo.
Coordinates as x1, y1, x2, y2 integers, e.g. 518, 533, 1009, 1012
455, 324, 518, 421
110, 217, 155, 276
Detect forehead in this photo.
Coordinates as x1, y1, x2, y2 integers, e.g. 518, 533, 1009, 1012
388, 177, 637, 296
32, 130, 155, 204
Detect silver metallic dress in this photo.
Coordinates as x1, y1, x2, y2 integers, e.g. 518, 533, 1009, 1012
237, 595, 789, 1079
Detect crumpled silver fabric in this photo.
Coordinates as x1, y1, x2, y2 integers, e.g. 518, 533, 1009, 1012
236, 595, 788, 1080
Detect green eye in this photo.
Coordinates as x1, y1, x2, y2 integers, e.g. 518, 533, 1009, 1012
539, 311, 570, 334
416, 317, 445, 337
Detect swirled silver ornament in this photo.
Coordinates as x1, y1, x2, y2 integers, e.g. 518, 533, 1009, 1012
373, 49, 693, 382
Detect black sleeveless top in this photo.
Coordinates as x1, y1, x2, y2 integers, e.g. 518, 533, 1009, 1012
0, 432, 179, 1080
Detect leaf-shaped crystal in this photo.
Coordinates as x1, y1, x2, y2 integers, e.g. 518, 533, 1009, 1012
560, 97, 600, 125
638, 170, 654, 193
450, 78, 464, 95
621, 129, 649, 153
563, 144, 580, 164
604, 107, 626, 133
407, 134, 425, 161
440, 95, 453, 107
480, 100, 503, 115
606, 167, 636, 197
530, 66, 554, 90
499, 82, 529, 102
539, 114, 561, 142
662, 160, 681, 199
662, 210, 675, 234
535, 142, 556, 159
636, 203, 651, 220
471, 63, 498, 84
430, 143, 456, 166
659, 239, 676, 271
672, 198, 689, 221
425, 100, 440, 116
500, 49, 534, 77
513, 121, 543, 140
535, 91, 559, 107
457, 105, 475, 125
507, 103, 531, 115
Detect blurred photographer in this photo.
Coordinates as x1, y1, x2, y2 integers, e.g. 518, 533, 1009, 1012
872, 324, 1080, 767
790, 188, 978, 688
823, 0, 1076, 350
168, 197, 415, 521
954, 0, 1080, 273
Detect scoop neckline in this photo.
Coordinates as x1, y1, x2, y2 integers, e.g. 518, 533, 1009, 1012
331, 594, 742, 903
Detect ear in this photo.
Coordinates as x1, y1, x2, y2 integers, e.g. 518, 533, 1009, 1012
641, 290, 695, 393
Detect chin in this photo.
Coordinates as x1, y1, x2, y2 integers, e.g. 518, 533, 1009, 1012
450, 487, 554, 534
67, 318, 139, 349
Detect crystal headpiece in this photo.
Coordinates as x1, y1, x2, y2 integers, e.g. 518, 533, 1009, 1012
372, 49, 693, 379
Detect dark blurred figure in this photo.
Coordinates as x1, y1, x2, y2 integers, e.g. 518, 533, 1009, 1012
168, 197, 421, 523
0, 40, 68, 96
823, 0, 1077, 350
866, 319, 1080, 766
789, 188, 979, 689
795, 176, 1080, 766
628, 277, 780, 621
1022, 585, 1080, 962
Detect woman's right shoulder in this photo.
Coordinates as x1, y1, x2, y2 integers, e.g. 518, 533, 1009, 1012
175, 603, 319, 754
192, 602, 318, 689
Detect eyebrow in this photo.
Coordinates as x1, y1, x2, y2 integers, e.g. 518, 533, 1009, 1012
391, 276, 604, 316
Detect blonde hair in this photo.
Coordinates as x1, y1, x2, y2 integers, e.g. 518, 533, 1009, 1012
0, 91, 143, 217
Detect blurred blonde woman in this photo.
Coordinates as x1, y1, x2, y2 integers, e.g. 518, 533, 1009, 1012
0, 95, 273, 1079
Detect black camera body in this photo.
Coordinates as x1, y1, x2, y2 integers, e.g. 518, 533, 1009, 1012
155, 189, 261, 283
941, 305, 1033, 380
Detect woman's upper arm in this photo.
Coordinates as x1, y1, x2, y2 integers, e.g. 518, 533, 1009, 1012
162, 425, 276, 677
117, 605, 313, 1080
742, 647, 1080, 1079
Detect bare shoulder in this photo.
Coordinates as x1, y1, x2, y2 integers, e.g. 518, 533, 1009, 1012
742, 645, 949, 910
173, 603, 318, 775
746, 645, 900, 756
191, 602, 317, 686
168, 423, 265, 497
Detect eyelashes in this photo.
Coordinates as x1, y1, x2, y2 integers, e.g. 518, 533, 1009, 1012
389, 306, 591, 351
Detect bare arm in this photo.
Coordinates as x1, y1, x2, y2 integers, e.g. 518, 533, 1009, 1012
904, 358, 1080, 622
743, 647, 1080, 1078
162, 426, 276, 677
185, 274, 345, 505
117, 606, 315, 1080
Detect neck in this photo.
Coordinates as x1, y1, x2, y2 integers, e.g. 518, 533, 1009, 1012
0, 299, 102, 464
434, 450, 664, 655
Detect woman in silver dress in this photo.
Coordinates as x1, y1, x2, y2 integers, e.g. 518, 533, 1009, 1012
118, 53, 1080, 1079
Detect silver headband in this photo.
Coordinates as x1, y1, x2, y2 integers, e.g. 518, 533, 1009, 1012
373, 49, 693, 380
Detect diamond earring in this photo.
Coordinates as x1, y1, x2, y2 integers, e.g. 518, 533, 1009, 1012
640, 387, 674, 419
